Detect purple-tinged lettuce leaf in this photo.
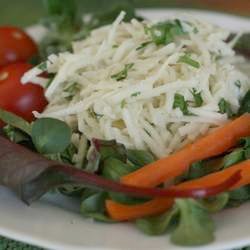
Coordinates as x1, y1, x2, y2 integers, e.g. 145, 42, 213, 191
0, 136, 241, 205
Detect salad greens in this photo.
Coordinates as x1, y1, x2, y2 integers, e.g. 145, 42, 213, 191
1, 125, 217, 204
39, 0, 140, 60
136, 198, 223, 246
136, 206, 179, 235
3, 125, 30, 144
81, 190, 113, 222
0, 107, 245, 247
200, 193, 229, 213
182, 131, 250, 183
32, 0, 250, 64
171, 199, 214, 246
0, 109, 31, 135
39, 0, 81, 59
31, 117, 71, 154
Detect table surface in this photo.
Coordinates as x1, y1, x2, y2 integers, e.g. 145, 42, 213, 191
0, 0, 249, 249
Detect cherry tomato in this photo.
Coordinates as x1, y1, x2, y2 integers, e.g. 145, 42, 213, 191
0, 63, 48, 124
0, 27, 38, 67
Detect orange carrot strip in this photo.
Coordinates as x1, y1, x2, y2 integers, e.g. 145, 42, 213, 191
108, 160, 250, 221
106, 198, 174, 221
121, 114, 250, 187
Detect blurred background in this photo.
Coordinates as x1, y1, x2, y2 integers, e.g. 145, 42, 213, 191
0, 0, 250, 27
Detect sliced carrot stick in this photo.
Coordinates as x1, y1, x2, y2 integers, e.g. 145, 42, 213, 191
121, 114, 250, 187
107, 160, 250, 221
106, 198, 174, 221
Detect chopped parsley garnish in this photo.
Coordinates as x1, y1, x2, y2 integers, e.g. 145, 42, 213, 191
121, 99, 127, 108
37, 62, 47, 71
234, 80, 241, 88
238, 90, 250, 115
45, 77, 54, 89
218, 98, 233, 118
178, 54, 200, 68
191, 88, 203, 107
111, 63, 134, 81
131, 92, 141, 97
136, 41, 152, 51
88, 107, 103, 119
144, 25, 150, 34
173, 93, 190, 115
147, 19, 185, 45
63, 82, 80, 101
193, 27, 199, 34
143, 128, 151, 136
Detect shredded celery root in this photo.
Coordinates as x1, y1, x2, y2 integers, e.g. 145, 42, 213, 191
22, 12, 250, 158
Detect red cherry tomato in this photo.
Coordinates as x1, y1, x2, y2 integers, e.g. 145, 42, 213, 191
0, 63, 48, 125
0, 27, 38, 67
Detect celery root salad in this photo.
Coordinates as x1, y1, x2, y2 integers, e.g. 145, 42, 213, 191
1, 1, 250, 247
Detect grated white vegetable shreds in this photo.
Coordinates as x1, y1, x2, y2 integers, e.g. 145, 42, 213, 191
23, 13, 250, 158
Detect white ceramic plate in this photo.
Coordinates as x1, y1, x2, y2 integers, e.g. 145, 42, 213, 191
2, 9, 250, 250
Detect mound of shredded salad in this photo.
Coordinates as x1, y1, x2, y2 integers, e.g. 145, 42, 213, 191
22, 11, 250, 158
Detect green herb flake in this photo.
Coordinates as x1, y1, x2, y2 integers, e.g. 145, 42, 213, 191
239, 90, 250, 115
193, 27, 199, 34
143, 128, 151, 136
37, 62, 47, 71
45, 77, 54, 89
144, 25, 150, 34
120, 99, 127, 108
63, 82, 80, 101
218, 98, 233, 118
178, 54, 200, 68
148, 19, 185, 45
131, 92, 141, 97
136, 41, 152, 51
191, 88, 203, 107
111, 63, 134, 81
173, 93, 190, 115
88, 108, 103, 119
234, 80, 241, 88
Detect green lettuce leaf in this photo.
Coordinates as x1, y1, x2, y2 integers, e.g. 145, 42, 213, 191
136, 206, 178, 235
171, 199, 214, 246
